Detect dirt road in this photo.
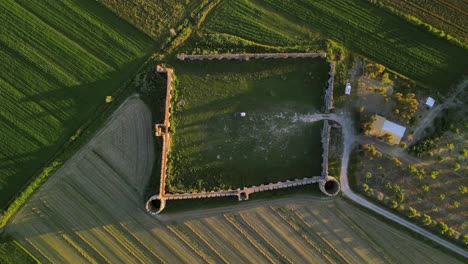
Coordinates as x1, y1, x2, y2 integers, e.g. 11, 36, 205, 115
335, 112, 468, 258
409, 79, 468, 146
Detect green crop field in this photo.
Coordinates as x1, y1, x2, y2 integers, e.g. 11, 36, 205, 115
166, 58, 329, 193
0, 0, 153, 208
379, 0, 468, 44
203, 0, 468, 93
98, 0, 205, 40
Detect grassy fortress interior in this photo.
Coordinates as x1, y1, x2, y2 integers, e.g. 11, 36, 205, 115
147, 54, 342, 214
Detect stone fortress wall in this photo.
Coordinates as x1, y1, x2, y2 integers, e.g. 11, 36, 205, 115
148, 54, 340, 214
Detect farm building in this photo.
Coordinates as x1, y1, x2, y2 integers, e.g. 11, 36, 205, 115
425, 97, 435, 108
369, 115, 406, 145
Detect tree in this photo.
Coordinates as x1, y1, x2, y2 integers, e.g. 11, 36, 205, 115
439, 222, 449, 234
447, 228, 456, 237
430, 170, 439, 179
407, 206, 418, 218
362, 183, 369, 192
453, 201, 460, 208
453, 162, 461, 171
459, 185, 467, 194
439, 194, 445, 200
461, 149, 468, 157
463, 235, 468, 245
393, 92, 418, 122
391, 200, 398, 209
422, 214, 432, 225
446, 143, 454, 152
365, 172, 372, 179
365, 63, 385, 78
381, 72, 393, 85
421, 185, 430, 192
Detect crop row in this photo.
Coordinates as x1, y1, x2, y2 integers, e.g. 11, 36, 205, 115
379, 0, 468, 43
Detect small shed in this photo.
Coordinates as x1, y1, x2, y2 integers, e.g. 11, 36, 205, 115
345, 82, 351, 95
425, 97, 435, 108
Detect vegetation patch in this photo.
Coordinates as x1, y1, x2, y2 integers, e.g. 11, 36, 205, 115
166, 58, 329, 193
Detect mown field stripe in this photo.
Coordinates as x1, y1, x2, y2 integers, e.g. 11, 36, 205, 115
238, 213, 293, 264
251, 208, 324, 263
119, 224, 165, 264
269, 206, 336, 264
278, 207, 351, 264
167, 224, 211, 264
61, 233, 98, 264
203, 216, 269, 263
183, 222, 229, 264
223, 214, 278, 264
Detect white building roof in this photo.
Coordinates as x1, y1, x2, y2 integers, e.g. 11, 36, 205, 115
425, 97, 435, 108
382, 120, 406, 138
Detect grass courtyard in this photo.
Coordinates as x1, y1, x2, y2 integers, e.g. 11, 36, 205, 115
165, 58, 329, 193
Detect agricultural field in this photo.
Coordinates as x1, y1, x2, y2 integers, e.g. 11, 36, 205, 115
203, 0, 468, 93
166, 58, 328, 193
379, 0, 468, 44
3, 98, 461, 263
353, 88, 468, 245
98, 0, 205, 40
0, 0, 153, 208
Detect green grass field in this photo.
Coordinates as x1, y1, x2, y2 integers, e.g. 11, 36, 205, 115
204, 0, 468, 93
166, 58, 329, 193
0, 0, 153, 208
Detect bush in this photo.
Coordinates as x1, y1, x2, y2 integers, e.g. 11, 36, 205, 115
459, 185, 467, 194
411, 139, 435, 157
463, 235, 468, 245
421, 185, 429, 192
407, 206, 418, 218
422, 214, 432, 225
362, 183, 369, 192
439, 222, 449, 234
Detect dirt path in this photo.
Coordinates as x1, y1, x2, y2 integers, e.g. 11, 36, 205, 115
357, 135, 420, 164
336, 113, 468, 258
409, 79, 468, 146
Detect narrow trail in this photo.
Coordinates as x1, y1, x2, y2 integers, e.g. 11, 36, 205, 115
292, 112, 467, 258
332, 113, 468, 258
409, 79, 468, 146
